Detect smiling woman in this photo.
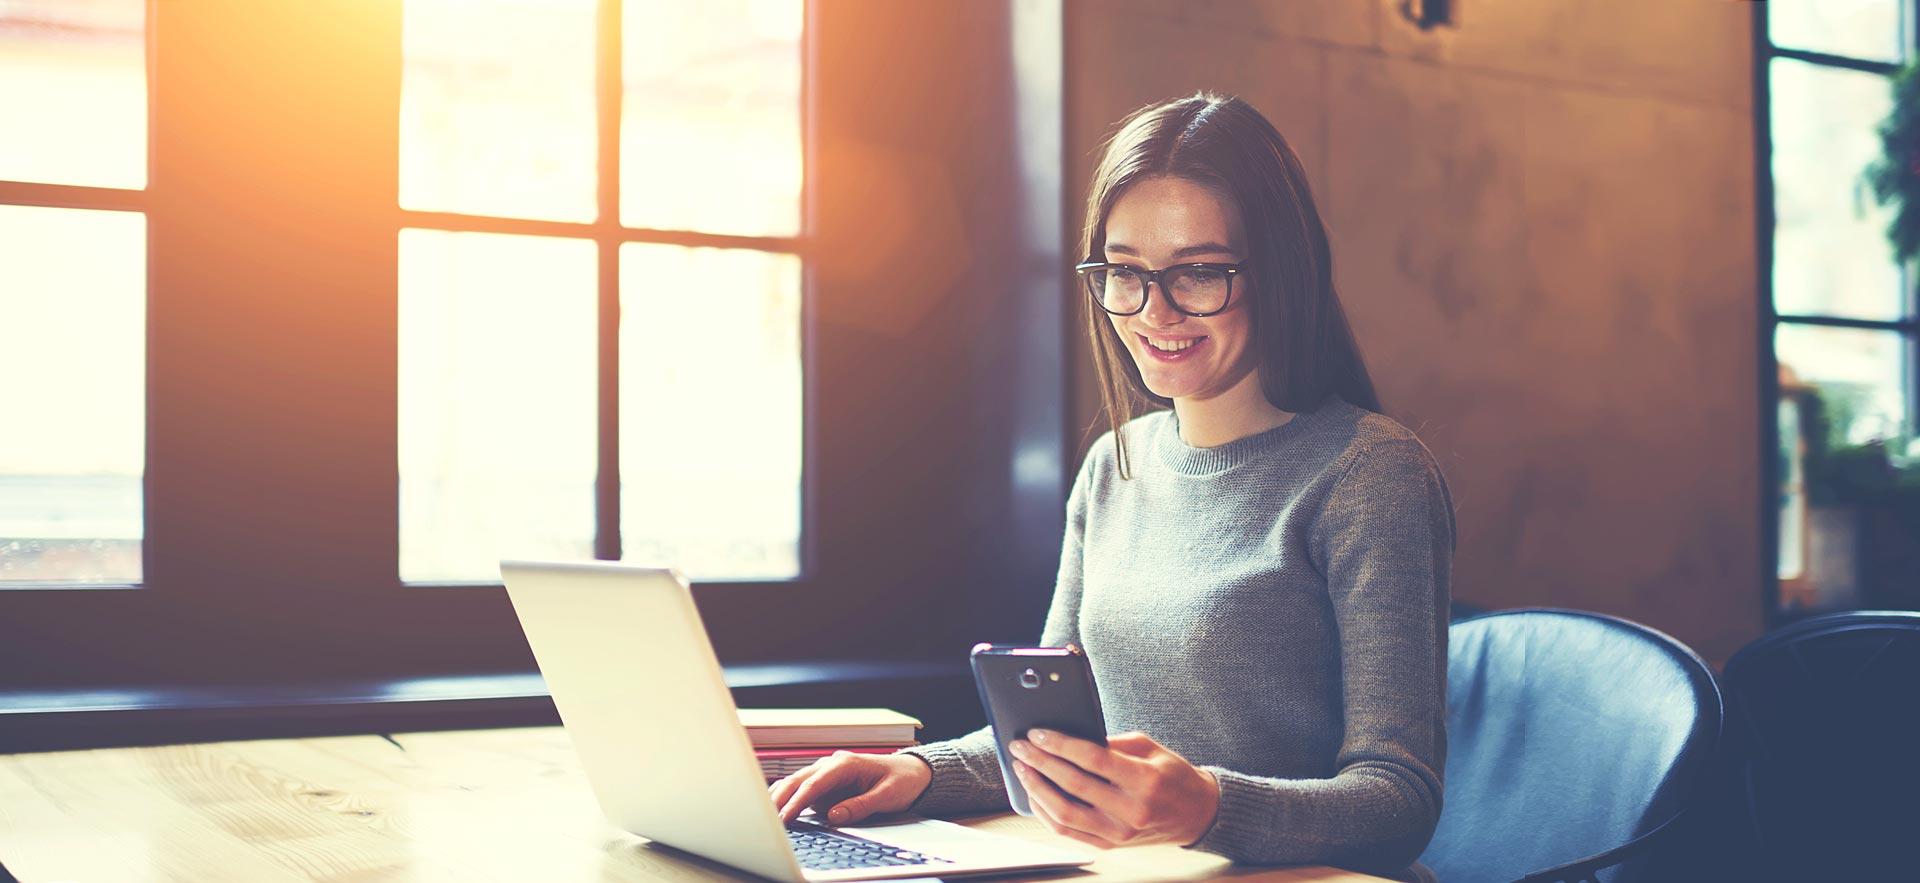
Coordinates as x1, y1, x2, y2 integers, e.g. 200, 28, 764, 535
769, 93, 1454, 883
1079, 96, 1382, 470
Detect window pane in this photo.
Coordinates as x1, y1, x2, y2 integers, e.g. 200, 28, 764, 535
1769, 0, 1905, 64
401, 0, 596, 222
1778, 394, 1807, 581
1776, 323, 1910, 446
620, 245, 800, 579
0, 0, 146, 189
0, 205, 144, 585
400, 229, 597, 582
1771, 59, 1906, 321
621, 0, 802, 236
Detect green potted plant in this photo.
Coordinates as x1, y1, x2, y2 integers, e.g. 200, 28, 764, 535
1867, 62, 1920, 263
1794, 384, 1920, 611
1826, 64, 1920, 610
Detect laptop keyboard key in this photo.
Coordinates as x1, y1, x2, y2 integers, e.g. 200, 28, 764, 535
785, 819, 953, 871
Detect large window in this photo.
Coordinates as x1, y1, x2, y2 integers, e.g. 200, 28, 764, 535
0, 0, 1063, 696
1763, 0, 1920, 617
397, 0, 804, 583
0, 0, 805, 591
0, 0, 148, 587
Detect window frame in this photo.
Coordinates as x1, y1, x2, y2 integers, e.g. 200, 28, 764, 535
394, 0, 815, 586
1756, 0, 1920, 625
0, 0, 153, 591
0, 0, 1069, 697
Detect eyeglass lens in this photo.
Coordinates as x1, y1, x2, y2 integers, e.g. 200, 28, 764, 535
1086, 266, 1231, 314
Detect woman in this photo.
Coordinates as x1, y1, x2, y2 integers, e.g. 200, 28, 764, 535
769, 92, 1454, 882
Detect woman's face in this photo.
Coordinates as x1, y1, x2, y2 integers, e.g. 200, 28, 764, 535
1101, 176, 1258, 402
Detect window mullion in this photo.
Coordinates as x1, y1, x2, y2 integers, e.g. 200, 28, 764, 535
0, 181, 144, 213
595, 0, 623, 561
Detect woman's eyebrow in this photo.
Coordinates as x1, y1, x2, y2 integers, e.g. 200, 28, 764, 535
1104, 241, 1238, 260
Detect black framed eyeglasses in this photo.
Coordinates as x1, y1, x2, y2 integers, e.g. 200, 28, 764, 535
1074, 260, 1245, 317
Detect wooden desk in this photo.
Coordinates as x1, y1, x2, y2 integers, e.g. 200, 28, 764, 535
0, 727, 1390, 882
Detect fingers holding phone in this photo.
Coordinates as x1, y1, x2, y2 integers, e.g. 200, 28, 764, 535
1013, 728, 1222, 849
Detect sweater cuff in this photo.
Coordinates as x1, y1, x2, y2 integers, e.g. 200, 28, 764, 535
1188, 766, 1272, 860
894, 740, 1004, 816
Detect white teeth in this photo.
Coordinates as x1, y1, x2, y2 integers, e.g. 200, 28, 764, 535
1147, 337, 1200, 352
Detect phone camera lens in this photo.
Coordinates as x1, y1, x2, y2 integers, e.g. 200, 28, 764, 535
1019, 668, 1041, 689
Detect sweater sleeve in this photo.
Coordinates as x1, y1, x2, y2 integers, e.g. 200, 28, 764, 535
1190, 437, 1453, 876
895, 441, 1099, 816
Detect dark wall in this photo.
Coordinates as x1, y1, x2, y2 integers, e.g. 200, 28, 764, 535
1063, 0, 1762, 662
790, 0, 1066, 663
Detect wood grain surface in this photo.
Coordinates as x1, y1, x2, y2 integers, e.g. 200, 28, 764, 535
0, 727, 1389, 882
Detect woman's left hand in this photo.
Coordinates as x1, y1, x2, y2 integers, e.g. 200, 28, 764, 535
1008, 728, 1221, 849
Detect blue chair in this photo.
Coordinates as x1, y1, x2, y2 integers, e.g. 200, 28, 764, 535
1419, 609, 1722, 883
1714, 610, 1920, 881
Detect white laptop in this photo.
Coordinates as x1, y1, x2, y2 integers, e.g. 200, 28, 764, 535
498, 560, 1094, 882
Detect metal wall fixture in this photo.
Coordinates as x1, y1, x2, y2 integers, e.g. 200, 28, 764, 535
1402, 0, 1454, 31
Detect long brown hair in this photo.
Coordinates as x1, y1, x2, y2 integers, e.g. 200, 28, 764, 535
1081, 92, 1380, 478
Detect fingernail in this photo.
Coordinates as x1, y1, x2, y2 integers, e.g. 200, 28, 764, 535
1030, 729, 1052, 744
1009, 740, 1030, 760
829, 808, 846, 822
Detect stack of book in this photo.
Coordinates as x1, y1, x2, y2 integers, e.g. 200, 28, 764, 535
739, 708, 922, 782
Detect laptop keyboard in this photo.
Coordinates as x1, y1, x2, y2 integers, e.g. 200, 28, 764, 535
786, 818, 954, 871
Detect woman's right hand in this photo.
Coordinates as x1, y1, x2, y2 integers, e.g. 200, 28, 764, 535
768, 752, 933, 825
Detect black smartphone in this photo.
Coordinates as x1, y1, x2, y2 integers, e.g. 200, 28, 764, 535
969, 643, 1108, 817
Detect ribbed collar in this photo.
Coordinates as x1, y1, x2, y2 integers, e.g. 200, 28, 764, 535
1154, 397, 1335, 476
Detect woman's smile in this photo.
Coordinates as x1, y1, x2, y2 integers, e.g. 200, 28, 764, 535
1138, 333, 1210, 362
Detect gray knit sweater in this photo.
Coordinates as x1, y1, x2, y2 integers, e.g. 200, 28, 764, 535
899, 396, 1454, 882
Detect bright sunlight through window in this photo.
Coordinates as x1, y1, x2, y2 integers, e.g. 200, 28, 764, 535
399, 0, 805, 583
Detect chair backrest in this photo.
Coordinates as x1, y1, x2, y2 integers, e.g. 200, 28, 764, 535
1717, 610, 1920, 881
1420, 609, 1721, 883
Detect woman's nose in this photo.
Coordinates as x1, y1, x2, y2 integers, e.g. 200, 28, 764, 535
1139, 280, 1184, 326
